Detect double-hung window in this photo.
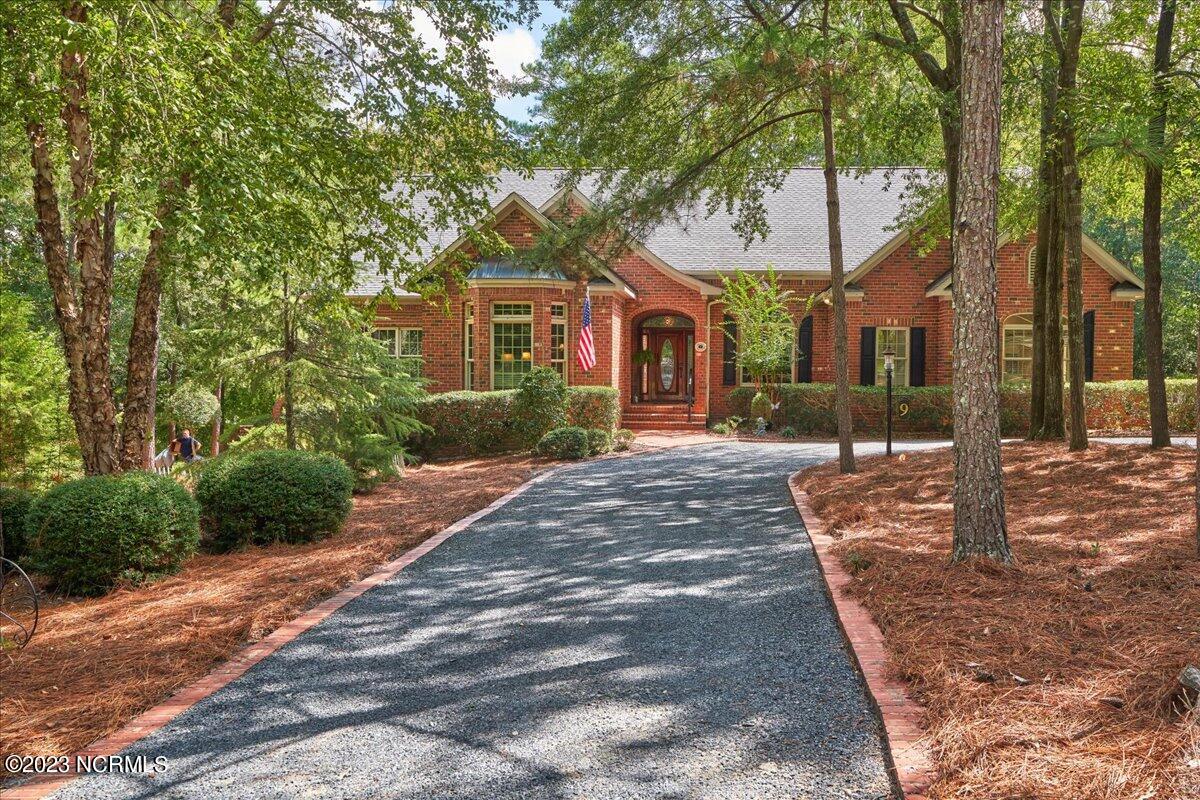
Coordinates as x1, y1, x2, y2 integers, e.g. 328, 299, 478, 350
1002, 314, 1034, 383
372, 327, 423, 375
875, 328, 910, 387
491, 302, 533, 389
464, 303, 475, 389
550, 303, 567, 382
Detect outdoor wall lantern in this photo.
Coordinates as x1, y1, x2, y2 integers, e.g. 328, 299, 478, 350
882, 348, 896, 456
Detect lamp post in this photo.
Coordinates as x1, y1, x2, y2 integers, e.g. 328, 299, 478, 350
883, 348, 895, 456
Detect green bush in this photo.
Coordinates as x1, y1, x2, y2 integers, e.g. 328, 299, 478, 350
585, 428, 613, 456
512, 367, 568, 447
223, 423, 289, 455
412, 390, 518, 456
750, 391, 773, 420
535, 427, 590, 460
727, 379, 1198, 436
0, 487, 35, 562
195, 450, 354, 552
567, 386, 621, 431
25, 472, 199, 595
413, 383, 621, 458
613, 428, 636, 452
780, 426, 799, 439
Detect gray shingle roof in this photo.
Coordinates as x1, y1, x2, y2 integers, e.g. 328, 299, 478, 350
354, 167, 924, 295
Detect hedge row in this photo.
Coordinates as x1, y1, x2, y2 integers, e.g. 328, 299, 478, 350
413, 384, 621, 456
727, 379, 1197, 437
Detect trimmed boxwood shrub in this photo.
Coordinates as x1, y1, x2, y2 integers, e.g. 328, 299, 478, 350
25, 473, 199, 595
195, 450, 354, 552
0, 487, 36, 562
413, 384, 621, 458
728, 379, 1198, 437
412, 390, 518, 456
513, 367, 568, 447
567, 386, 621, 431
585, 428, 613, 456
536, 427, 590, 460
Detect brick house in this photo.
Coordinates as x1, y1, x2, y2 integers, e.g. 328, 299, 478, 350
355, 169, 1144, 430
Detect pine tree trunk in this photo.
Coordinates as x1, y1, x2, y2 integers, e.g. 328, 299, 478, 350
1031, 0, 1064, 440
820, 2, 855, 474
1060, 1, 1087, 451
1145, 0, 1176, 449
951, 0, 1011, 563
1194, 320, 1198, 556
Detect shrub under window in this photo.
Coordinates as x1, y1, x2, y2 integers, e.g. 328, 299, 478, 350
512, 367, 568, 447
195, 450, 354, 552
25, 473, 199, 595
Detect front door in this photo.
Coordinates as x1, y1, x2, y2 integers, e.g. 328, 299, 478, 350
647, 331, 689, 401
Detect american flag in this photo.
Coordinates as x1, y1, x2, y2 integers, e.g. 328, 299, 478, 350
577, 291, 596, 372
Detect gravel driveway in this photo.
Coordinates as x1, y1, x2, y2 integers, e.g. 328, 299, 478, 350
50, 442, 936, 800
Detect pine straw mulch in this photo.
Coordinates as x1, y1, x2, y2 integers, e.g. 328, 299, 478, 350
1, 453, 553, 775
796, 442, 1200, 800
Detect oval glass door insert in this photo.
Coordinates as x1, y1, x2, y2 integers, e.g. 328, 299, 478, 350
659, 339, 675, 391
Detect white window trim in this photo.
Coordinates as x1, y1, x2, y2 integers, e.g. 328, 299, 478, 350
372, 326, 423, 357
550, 303, 568, 386
490, 301, 534, 390
875, 327, 910, 387
464, 304, 475, 390
1002, 316, 1033, 383
738, 339, 796, 386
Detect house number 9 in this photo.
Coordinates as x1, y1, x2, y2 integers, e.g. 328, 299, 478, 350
898, 402, 910, 417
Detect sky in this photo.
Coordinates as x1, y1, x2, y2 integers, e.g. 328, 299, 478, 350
488, 2, 564, 124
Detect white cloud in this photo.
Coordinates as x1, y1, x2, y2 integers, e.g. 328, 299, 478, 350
408, 9, 539, 86
485, 27, 539, 83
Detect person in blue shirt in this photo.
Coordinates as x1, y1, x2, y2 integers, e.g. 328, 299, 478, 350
172, 429, 203, 464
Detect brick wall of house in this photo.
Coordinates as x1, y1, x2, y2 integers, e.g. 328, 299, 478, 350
704, 235, 1136, 418
369, 202, 1137, 421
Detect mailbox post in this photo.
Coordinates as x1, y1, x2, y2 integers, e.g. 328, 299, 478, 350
882, 348, 895, 456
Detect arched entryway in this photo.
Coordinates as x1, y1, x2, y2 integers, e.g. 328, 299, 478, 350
632, 312, 696, 403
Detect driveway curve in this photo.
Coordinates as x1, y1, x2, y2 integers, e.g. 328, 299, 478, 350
51, 442, 928, 800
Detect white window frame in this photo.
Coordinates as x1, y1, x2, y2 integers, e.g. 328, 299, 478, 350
1002, 314, 1034, 383
490, 301, 534, 390
875, 327, 910, 387
464, 303, 475, 390
738, 332, 796, 386
373, 326, 423, 374
550, 303, 568, 385
371, 327, 399, 357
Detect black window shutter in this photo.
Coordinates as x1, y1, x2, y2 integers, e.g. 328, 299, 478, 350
796, 315, 813, 383
910, 327, 926, 386
722, 315, 738, 386
1083, 310, 1095, 382
860, 326, 876, 386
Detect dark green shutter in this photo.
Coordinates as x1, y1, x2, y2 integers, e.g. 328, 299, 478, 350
1083, 310, 1095, 382
910, 327, 926, 386
860, 326, 876, 386
722, 315, 738, 386
797, 316, 813, 383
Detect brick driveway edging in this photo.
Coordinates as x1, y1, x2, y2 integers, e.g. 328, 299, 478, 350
788, 477, 936, 800
4, 465, 570, 800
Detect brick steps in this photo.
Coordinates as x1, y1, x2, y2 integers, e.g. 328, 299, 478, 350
621, 404, 707, 431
